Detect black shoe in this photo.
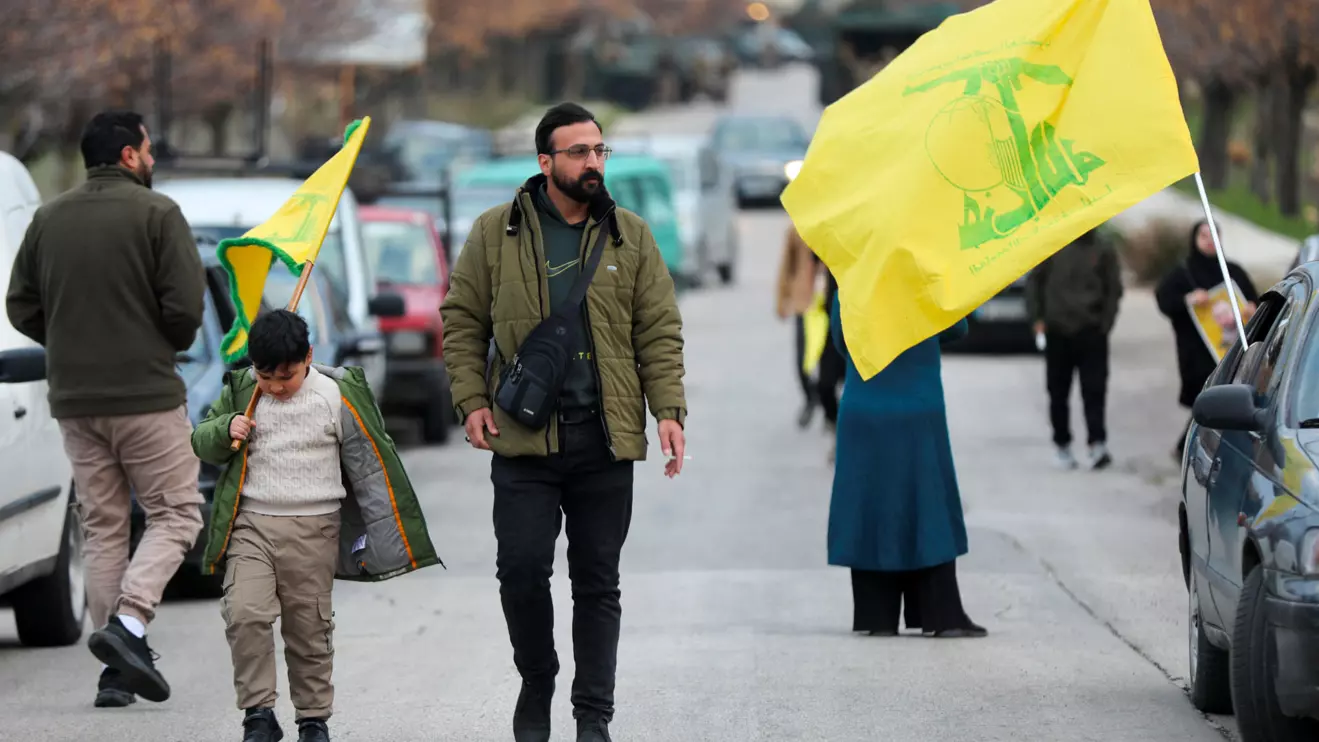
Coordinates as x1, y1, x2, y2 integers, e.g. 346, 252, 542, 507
929, 621, 988, 639
576, 716, 613, 742
297, 718, 329, 742
87, 616, 170, 702
242, 708, 284, 742
93, 667, 136, 708
797, 402, 816, 429
513, 681, 553, 742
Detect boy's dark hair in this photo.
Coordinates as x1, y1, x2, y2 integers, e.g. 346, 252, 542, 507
80, 111, 147, 169
248, 309, 311, 372
535, 103, 600, 155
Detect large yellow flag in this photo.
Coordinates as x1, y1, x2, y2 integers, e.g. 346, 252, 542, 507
781, 0, 1197, 379
218, 117, 372, 361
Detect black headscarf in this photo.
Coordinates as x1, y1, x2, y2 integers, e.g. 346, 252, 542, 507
1183, 219, 1225, 289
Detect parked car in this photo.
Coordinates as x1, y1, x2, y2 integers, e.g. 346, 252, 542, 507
610, 134, 739, 287
131, 250, 384, 596
943, 275, 1035, 353
0, 152, 83, 647
710, 114, 810, 208
360, 206, 455, 443
452, 156, 687, 280
155, 175, 399, 395
1179, 264, 1319, 739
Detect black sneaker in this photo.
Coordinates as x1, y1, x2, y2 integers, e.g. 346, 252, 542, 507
576, 716, 613, 742
242, 708, 284, 742
93, 667, 136, 708
297, 718, 329, 742
512, 680, 552, 742
87, 616, 170, 702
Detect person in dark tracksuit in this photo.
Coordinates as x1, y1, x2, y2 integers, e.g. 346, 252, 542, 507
1026, 229, 1123, 470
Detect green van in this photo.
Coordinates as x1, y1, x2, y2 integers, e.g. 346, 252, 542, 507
451, 155, 685, 280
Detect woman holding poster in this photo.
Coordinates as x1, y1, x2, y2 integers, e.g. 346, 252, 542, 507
1156, 220, 1258, 459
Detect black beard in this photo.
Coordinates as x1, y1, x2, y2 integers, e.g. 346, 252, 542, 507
137, 161, 153, 189
551, 168, 601, 204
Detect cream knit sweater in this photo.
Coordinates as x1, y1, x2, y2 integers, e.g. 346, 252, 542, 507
240, 366, 347, 516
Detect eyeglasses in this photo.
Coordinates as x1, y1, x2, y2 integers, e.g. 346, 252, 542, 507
550, 144, 612, 160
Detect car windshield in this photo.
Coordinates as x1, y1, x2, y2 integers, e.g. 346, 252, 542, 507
453, 187, 511, 222
658, 155, 697, 191
376, 195, 443, 220
387, 129, 492, 181
190, 225, 349, 302
1292, 320, 1319, 423
363, 220, 439, 286
715, 119, 807, 151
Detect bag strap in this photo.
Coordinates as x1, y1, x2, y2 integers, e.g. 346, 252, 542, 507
552, 211, 613, 319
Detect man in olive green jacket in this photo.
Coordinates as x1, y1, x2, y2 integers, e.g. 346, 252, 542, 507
440, 103, 686, 742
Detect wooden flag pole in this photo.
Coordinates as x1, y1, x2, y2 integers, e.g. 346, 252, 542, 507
1192, 172, 1249, 347
229, 258, 318, 451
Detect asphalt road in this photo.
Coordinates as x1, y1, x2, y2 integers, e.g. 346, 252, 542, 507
0, 65, 1236, 741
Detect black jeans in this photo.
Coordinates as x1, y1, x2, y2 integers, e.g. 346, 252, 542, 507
490, 417, 634, 722
1045, 327, 1109, 447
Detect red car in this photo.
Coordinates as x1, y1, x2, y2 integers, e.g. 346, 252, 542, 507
359, 205, 455, 443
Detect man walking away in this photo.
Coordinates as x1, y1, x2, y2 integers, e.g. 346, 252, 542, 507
442, 102, 687, 742
776, 224, 825, 428
6, 111, 207, 706
1026, 228, 1122, 470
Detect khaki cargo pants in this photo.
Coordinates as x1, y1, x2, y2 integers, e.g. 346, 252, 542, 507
58, 406, 203, 627
221, 511, 340, 720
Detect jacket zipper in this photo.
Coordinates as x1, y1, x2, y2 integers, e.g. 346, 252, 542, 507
581, 210, 617, 461
522, 191, 554, 457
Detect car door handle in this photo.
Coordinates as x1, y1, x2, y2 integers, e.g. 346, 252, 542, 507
14, 406, 26, 419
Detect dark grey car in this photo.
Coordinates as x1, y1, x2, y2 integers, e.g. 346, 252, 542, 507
1179, 264, 1319, 741
710, 114, 809, 209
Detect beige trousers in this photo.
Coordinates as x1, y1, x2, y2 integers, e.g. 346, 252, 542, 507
221, 511, 340, 720
58, 406, 203, 627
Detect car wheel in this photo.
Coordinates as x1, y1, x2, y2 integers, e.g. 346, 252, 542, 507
1187, 568, 1232, 713
717, 263, 735, 285
11, 494, 86, 647
1232, 564, 1319, 741
422, 383, 453, 445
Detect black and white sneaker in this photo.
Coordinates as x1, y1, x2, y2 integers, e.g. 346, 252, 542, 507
87, 616, 170, 702
93, 667, 136, 708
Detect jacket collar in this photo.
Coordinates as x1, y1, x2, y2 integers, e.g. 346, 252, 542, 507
85, 165, 145, 187
506, 173, 622, 245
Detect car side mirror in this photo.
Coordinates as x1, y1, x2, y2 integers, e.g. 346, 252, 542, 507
1192, 384, 1268, 431
368, 292, 405, 318
0, 347, 46, 383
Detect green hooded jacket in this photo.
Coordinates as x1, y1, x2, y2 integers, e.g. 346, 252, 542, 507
440, 174, 687, 460
192, 364, 441, 581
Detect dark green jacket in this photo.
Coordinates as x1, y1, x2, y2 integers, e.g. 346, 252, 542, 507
1026, 231, 1123, 335
440, 175, 686, 460
192, 364, 441, 581
6, 166, 205, 418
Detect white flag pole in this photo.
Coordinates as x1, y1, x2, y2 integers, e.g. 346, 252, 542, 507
1192, 172, 1249, 347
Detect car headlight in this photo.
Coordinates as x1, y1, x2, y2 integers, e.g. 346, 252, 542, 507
1303, 529, 1319, 575
784, 160, 803, 181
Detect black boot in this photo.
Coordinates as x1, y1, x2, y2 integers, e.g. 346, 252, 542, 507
93, 667, 136, 708
297, 718, 330, 742
242, 708, 284, 742
87, 616, 170, 702
576, 715, 613, 742
512, 680, 552, 742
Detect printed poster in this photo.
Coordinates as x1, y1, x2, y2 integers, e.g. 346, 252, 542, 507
1187, 281, 1245, 362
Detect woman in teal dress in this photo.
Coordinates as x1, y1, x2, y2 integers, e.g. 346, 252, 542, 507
828, 294, 986, 638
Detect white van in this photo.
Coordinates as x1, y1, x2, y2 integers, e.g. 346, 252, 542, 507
0, 151, 84, 647
155, 176, 394, 393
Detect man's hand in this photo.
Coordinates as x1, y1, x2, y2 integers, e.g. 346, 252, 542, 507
1189, 288, 1211, 307
229, 415, 254, 441
465, 408, 499, 451
658, 419, 685, 478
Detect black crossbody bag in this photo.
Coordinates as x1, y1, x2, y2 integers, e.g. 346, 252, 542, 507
495, 223, 610, 429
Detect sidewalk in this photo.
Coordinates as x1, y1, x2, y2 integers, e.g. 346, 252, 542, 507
1109, 187, 1301, 289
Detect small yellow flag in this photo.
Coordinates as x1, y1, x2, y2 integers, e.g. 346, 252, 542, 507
218, 117, 372, 361
781, 0, 1198, 379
